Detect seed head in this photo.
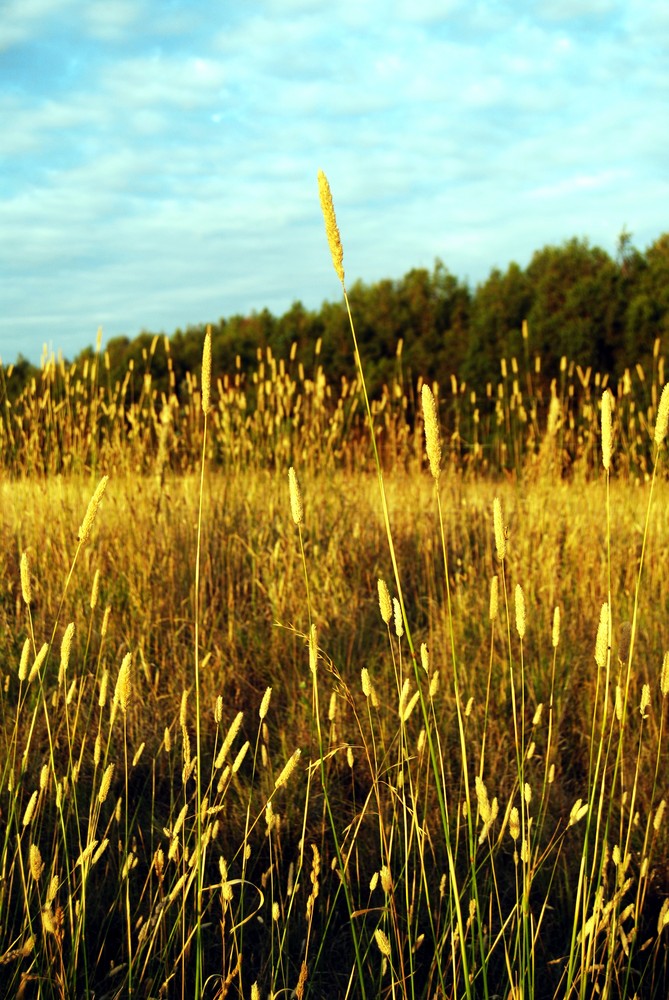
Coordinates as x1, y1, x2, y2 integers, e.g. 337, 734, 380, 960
661, 651, 669, 698
601, 389, 613, 472
421, 383, 441, 481
595, 603, 609, 669
20, 551, 32, 606
377, 578, 392, 625
393, 597, 404, 638
288, 467, 304, 526
259, 686, 272, 719
552, 606, 560, 648
90, 569, 100, 610
374, 928, 392, 958
98, 763, 115, 804
18, 637, 31, 682
489, 576, 499, 623
493, 497, 506, 561
29, 844, 44, 881
201, 327, 212, 414
317, 170, 344, 285
274, 748, 301, 789
78, 476, 109, 545
29, 642, 49, 684
114, 653, 132, 714
654, 382, 669, 447
515, 584, 526, 640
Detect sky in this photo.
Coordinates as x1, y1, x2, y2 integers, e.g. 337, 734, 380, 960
2, 0, 668, 365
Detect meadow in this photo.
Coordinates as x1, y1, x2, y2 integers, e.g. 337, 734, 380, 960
1, 178, 669, 1000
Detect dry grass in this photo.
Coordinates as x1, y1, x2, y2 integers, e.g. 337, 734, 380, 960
1, 457, 668, 997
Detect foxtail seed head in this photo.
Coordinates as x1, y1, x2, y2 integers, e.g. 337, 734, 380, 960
377, 579, 392, 625
661, 651, 669, 697
421, 383, 441, 481
201, 326, 212, 414
515, 584, 526, 640
493, 497, 506, 561
552, 606, 561, 648
288, 467, 304, 526
274, 748, 301, 789
20, 551, 32, 606
78, 476, 109, 545
654, 382, 669, 447
489, 575, 499, 623
393, 597, 404, 638
601, 389, 613, 471
317, 170, 344, 285
595, 603, 609, 669
114, 653, 132, 714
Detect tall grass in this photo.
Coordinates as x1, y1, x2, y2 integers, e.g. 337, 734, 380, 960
0, 182, 668, 998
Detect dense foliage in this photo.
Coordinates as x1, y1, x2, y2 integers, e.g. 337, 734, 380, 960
6, 230, 664, 401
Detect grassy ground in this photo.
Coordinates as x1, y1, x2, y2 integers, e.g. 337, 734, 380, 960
1, 462, 669, 998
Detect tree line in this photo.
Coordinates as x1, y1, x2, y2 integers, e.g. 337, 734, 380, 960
9, 230, 669, 400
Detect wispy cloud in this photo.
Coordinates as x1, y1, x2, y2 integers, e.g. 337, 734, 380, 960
1, 0, 668, 362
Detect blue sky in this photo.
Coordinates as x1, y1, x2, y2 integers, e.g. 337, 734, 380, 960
2, 0, 668, 365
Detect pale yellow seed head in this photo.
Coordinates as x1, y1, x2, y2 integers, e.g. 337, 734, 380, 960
595, 603, 609, 669
214, 694, 223, 724
374, 928, 392, 958
509, 806, 520, 841
653, 798, 666, 833
361, 668, 372, 698
23, 790, 38, 827
29, 843, 44, 881
393, 597, 404, 638
420, 642, 429, 673
380, 865, 392, 892
232, 740, 250, 774
515, 584, 526, 640
601, 389, 613, 472
309, 623, 318, 675
114, 653, 132, 714
20, 551, 32, 606
421, 383, 441, 481
259, 686, 272, 719
59, 623, 75, 685
98, 668, 108, 708
377, 578, 392, 625
101, 605, 111, 638
98, 763, 114, 804
274, 748, 301, 789
489, 575, 499, 623
640, 683, 650, 718
78, 475, 109, 545
654, 382, 669, 447
201, 326, 212, 414
18, 637, 31, 682
288, 467, 303, 526
475, 776, 491, 825
552, 606, 560, 648
493, 497, 506, 561
661, 651, 669, 697
29, 642, 49, 684
90, 568, 100, 610
317, 170, 344, 285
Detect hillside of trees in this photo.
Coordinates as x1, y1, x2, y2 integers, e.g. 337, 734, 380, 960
8, 230, 669, 399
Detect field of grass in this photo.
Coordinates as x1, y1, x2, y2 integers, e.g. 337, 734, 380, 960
1, 178, 669, 999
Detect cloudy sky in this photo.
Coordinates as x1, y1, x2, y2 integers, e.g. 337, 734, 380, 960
2, 0, 668, 365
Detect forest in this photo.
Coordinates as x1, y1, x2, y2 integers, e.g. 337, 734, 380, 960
6, 231, 669, 402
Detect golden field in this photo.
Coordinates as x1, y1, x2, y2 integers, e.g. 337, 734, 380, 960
1, 178, 669, 998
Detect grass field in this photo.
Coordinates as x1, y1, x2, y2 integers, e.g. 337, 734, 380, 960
1, 176, 669, 999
